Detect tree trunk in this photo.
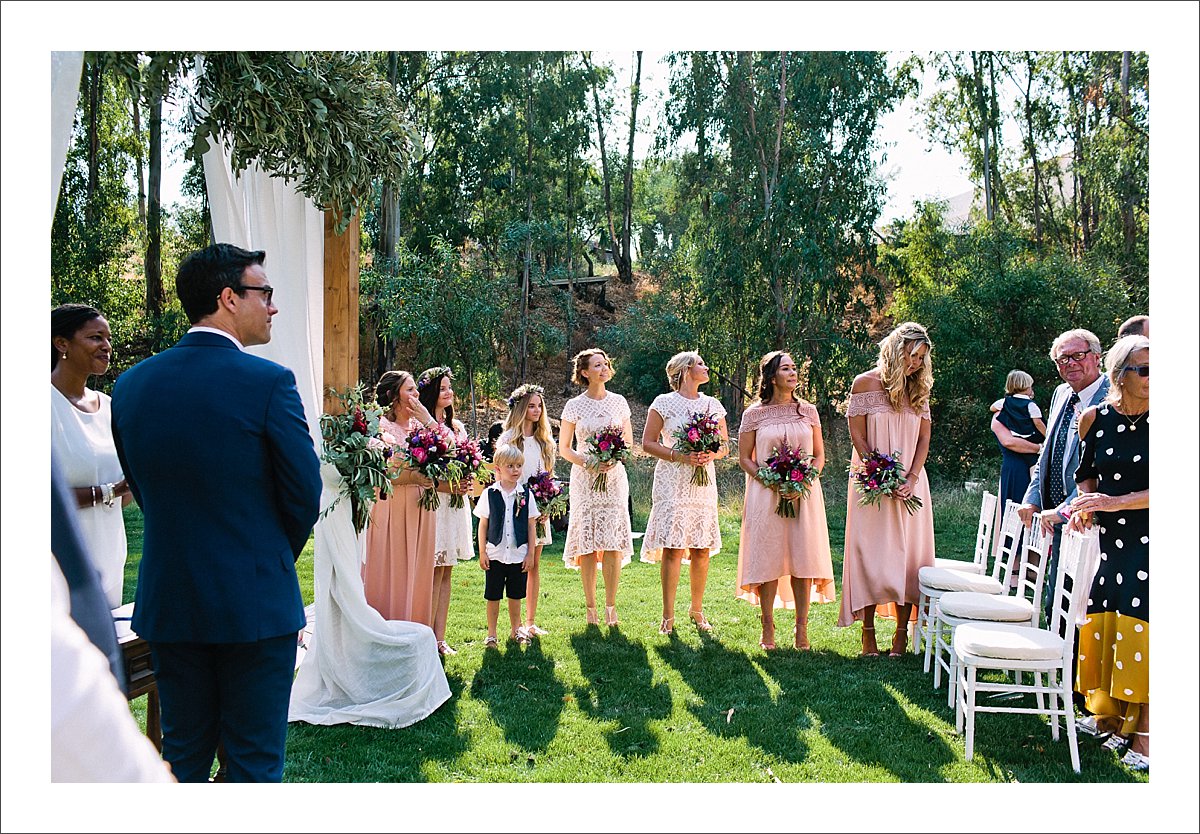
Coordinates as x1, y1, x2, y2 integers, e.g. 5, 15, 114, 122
519, 60, 533, 385
1119, 50, 1136, 261
378, 52, 401, 263
583, 52, 620, 283
131, 92, 146, 227
971, 52, 994, 222
618, 51, 642, 284
86, 60, 101, 224
1022, 53, 1042, 247
145, 73, 164, 319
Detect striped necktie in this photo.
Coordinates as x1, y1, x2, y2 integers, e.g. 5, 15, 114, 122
1046, 391, 1079, 509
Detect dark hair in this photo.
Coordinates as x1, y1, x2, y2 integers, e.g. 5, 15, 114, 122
756, 350, 802, 415
375, 370, 412, 410
488, 420, 504, 441
417, 366, 455, 428
1117, 314, 1149, 339
176, 243, 267, 324
51, 303, 103, 369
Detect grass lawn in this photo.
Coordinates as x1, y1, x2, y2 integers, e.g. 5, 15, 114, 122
119, 458, 1143, 783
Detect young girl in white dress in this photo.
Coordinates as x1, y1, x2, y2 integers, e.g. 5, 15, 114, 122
499, 382, 557, 637
559, 348, 634, 627
418, 366, 476, 656
640, 351, 729, 635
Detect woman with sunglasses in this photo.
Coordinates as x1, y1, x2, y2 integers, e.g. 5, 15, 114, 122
1068, 335, 1150, 772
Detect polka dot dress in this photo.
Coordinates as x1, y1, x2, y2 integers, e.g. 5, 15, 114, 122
1074, 404, 1149, 705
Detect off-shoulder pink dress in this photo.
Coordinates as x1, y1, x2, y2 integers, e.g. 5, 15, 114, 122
735, 401, 836, 609
837, 390, 935, 626
362, 415, 436, 625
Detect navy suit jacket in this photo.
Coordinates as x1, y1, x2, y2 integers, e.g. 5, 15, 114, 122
112, 331, 322, 643
1021, 376, 1111, 514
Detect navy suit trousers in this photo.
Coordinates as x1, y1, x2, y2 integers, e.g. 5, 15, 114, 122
150, 634, 296, 782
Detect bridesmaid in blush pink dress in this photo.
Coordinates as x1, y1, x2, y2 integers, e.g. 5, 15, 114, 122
735, 351, 835, 651
362, 371, 439, 628
837, 322, 936, 658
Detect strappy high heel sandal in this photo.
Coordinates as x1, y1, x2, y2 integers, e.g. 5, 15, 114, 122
659, 617, 675, 635
759, 614, 776, 650
689, 610, 713, 632
605, 605, 619, 627
860, 625, 879, 657
585, 606, 599, 625
794, 621, 810, 651
888, 626, 909, 658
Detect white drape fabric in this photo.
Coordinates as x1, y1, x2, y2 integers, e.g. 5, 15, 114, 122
51, 52, 84, 223
289, 467, 452, 727
202, 138, 450, 728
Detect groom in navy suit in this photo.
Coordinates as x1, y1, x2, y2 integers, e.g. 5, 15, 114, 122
112, 243, 322, 782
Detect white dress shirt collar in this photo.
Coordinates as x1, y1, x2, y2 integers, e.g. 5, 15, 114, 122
188, 326, 245, 351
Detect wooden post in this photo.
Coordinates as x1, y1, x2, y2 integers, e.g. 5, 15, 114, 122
323, 210, 360, 414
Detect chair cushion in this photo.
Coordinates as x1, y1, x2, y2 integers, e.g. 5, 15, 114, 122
934, 557, 984, 574
954, 622, 1065, 661
918, 567, 1004, 594
939, 592, 1033, 622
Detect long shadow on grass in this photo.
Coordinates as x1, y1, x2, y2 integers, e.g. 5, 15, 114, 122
655, 637, 811, 764
468, 639, 565, 752
569, 628, 672, 758
284, 666, 470, 782
757, 649, 957, 781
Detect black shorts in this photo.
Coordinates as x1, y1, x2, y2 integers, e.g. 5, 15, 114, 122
483, 560, 528, 601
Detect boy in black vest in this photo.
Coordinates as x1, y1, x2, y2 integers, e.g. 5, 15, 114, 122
474, 444, 541, 648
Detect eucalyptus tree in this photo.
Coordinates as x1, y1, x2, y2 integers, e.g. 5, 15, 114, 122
661, 50, 907, 416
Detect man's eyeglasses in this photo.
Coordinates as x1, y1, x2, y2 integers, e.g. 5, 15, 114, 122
1122, 365, 1149, 378
1054, 350, 1094, 367
235, 284, 274, 303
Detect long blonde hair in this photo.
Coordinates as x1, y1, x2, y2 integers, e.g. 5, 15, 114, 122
877, 322, 933, 413
500, 384, 555, 472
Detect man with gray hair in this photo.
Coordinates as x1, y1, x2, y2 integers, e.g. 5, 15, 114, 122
997, 328, 1109, 615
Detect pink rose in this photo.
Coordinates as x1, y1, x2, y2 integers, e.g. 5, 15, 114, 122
790, 469, 802, 481
599, 440, 611, 451
687, 428, 700, 442
412, 448, 428, 463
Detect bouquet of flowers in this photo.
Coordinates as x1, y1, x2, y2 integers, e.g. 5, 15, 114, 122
584, 424, 631, 493
672, 410, 723, 486
397, 423, 456, 511
850, 449, 923, 515
527, 470, 568, 539
319, 386, 395, 534
755, 442, 819, 518
446, 436, 488, 509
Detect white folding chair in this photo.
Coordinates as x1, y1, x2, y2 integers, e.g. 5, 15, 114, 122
936, 522, 1051, 700
916, 500, 1024, 672
933, 490, 997, 574
953, 528, 1100, 773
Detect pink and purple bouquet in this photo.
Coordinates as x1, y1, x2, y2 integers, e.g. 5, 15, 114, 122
850, 449, 922, 515
584, 424, 631, 493
755, 442, 819, 518
672, 410, 722, 487
446, 437, 488, 509
527, 470, 568, 539
397, 424, 455, 511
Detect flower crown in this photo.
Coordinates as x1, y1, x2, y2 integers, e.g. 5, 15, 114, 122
417, 366, 452, 389
506, 383, 545, 410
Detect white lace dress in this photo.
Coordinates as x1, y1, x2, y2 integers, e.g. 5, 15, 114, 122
500, 430, 555, 547
640, 391, 725, 564
433, 421, 476, 567
560, 392, 633, 568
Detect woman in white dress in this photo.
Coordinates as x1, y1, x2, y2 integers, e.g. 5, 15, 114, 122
559, 349, 634, 627
417, 367, 475, 656
640, 351, 729, 634
499, 382, 557, 637
50, 304, 133, 608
